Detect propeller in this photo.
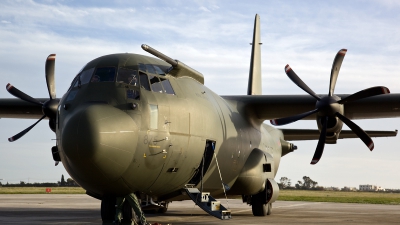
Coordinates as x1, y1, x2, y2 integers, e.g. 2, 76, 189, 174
270, 49, 390, 164
6, 54, 59, 142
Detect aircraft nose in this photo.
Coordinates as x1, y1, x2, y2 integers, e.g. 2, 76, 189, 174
61, 103, 138, 183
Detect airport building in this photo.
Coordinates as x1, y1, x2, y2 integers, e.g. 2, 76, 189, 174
359, 184, 385, 191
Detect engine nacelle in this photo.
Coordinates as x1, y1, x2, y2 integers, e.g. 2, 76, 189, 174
316, 115, 343, 144
315, 97, 344, 143
281, 139, 297, 157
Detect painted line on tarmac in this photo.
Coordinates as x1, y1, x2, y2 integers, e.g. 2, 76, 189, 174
275, 202, 322, 208
232, 202, 321, 214
300, 210, 390, 215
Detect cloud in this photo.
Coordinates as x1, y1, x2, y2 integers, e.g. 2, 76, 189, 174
199, 6, 211, 12
0, 0, 399, 188
373, 0, 400, 8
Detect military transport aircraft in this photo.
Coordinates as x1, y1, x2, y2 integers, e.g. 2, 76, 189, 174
1, 14, 399, 222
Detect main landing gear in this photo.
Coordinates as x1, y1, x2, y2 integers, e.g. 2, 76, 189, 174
250, 191, 272, 216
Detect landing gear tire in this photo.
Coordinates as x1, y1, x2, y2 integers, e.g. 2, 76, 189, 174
101, 195, 116, 221
122, 200, 135, 223
158, 202, 168, 213
143, 209, 158, 214
251, 192, 272, 216
267, 203, 272, 215
251, 201, 267, 216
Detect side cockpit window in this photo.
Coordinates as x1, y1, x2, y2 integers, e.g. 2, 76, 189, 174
149, 75, 163, 93
137, 63, 175, 95
160, 78, 175, 94
91, 67, 116, 82
139, 71, 151, 91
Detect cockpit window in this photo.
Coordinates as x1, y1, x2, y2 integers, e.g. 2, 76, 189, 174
153, 65, 165, 75
139, 71, 151, 91
145, 64, 156, 74
149, 75, 164, 93
117, 68, 139, 86
138, 63, 147, 72
91, 67, 116, 82
73, 67, 95, 88
160, 78, 175, 95
71, 76, 79, 89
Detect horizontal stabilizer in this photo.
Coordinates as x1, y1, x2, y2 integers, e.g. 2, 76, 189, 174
281, 129, 398, 141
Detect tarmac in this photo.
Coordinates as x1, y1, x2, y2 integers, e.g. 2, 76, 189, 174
0, 194, 399, 224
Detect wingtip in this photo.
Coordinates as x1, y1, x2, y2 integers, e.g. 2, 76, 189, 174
8, 137, 15, 142
310, 159, 319, 165
270, 119, 278, 125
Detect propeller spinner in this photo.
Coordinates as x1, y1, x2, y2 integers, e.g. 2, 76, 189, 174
270, 49, 390, 164
6, 54, 59, 142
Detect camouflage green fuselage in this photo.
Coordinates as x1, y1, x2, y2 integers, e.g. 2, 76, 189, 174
56, 53, 283, 198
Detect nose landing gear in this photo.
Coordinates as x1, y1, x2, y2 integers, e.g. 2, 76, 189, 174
101, 195, 135, 223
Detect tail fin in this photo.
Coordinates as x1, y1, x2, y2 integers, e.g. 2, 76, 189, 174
247, 14, 262, 95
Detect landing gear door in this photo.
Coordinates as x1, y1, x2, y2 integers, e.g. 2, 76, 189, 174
266, 178, 279, 204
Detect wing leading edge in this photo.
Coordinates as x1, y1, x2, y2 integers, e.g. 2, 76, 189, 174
0, 98, 49, 119
222, 94, 400, 121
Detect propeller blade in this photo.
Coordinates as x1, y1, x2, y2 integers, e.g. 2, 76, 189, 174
335, 112, 374, 150
271, 108, 319, 126
329, 49, 347, 96
338, 86, 390, 105
285, 64, 321, 101
45, 54, 56, 100
311, 116, 328, 165
8, 115, 46, 142
6, 83, 43, 105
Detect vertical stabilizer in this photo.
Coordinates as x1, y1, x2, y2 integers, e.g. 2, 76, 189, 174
247, 14, 262, 95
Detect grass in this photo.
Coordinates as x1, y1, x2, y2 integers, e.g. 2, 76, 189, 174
0, 187, 86, 194
1, 188, 399, 205
278, 189, 400, 205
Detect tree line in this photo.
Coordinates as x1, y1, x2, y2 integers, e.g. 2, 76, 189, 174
279, 176, 324, 190
0, 174, 79, 187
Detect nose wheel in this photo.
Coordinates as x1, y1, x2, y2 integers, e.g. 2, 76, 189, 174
101, 195, 116, 221
158, 203, 168, 213
101, 195, 135, 223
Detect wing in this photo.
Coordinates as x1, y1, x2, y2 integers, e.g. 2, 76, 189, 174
0, 98, 49, 119
222, 94, 400, 120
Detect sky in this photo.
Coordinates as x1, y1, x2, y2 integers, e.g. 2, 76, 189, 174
0, 0, 399, 189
